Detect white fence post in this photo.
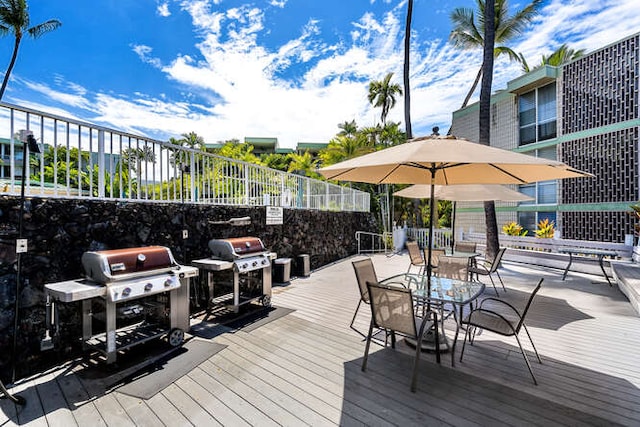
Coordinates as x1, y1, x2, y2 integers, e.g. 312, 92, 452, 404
97, 130, 105, 198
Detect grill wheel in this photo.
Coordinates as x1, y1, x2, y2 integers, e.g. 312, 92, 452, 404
168, 328, 184, 347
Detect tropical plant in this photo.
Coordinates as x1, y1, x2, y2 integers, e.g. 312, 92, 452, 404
449, 0, 542, 109
367, 72, 402, 125
214, 141, 260, 164
628, 204, 640, 237
33, 145, 91, 190
287, 151, 320, 179
534, 218, 555, 238
520, 43, 586, 73
0, 0, 61, 100
260, 152, 291, 172
502, 221, 528, 236
319, 134, 375, 166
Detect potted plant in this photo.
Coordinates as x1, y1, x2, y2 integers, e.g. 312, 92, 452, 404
628, 204, 640, 261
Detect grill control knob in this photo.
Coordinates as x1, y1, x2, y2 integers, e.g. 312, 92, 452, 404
164, 278, 173, 287
145, 283, 153, 291
122, 287, 131, 297
242, 263, 248, 269
252, 261, 258, 267
261, 259, 268, 265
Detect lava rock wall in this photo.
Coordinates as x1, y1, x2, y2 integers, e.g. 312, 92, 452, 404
0, 196, 377, 379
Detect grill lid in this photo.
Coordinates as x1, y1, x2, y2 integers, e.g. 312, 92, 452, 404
208, 237, 266, 260
81, 246, 178, 283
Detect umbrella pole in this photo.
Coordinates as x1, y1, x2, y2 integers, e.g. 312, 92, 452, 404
451, 201, 457, 252
426, 167, 436, 282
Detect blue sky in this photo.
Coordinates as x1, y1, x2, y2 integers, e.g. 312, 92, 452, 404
1, 0, 639, 149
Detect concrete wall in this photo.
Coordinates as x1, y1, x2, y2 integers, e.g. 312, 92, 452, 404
0, 196, 377, 380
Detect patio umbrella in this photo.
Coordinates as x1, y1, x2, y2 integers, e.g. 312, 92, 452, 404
319, 135, 593, 281
393, 183, 534, 250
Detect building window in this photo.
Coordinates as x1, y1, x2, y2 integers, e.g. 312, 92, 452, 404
518, 82, 557, 146
518, 211, 557, 236
518, 146, 558, 234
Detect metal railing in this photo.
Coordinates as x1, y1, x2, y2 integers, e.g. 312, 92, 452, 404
356, 231, 392, 254
0, 102, 370, 212
406, 227, 453, 250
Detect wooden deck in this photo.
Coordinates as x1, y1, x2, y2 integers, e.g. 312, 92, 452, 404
2, 253, 640, 426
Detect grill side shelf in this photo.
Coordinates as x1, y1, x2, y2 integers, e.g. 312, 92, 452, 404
45, 279, 106, 302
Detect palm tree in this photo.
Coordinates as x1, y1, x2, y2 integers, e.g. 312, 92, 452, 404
368, 72, 402, 125
337, 120, 358, 137
0, 0, 61, 100
520, 43, 586, 72
403, 0, 413, 138
319, 134, 375, 166
479, 0, 499, 260
449, 0, 542, 109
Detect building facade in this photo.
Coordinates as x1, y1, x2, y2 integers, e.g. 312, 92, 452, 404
450, 32, 639, 243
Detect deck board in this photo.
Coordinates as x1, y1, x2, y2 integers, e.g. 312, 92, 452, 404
4, 253, 640, 426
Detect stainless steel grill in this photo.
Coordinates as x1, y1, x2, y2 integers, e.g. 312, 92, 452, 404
192, 237, 273, 313
44, 246, 198, 364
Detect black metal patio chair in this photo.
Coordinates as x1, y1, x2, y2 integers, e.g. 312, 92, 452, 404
459, 278, 544, 384
362, 281, 440, 392
468, 247, 508, 295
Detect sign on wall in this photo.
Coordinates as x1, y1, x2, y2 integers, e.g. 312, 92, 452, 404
266, 206, 284, 225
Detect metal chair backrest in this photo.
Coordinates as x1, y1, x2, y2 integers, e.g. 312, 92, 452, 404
454, 241, 477, 253
406, 241, 424, 266
426, 248, 445, 269
352, 258, 378, 304
366, 281, 416, 338
437, 256, 469, 280
514, 279, 543, 333
488, 247, 507, 274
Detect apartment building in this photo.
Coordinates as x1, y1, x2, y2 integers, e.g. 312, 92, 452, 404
450, 32, 639, 243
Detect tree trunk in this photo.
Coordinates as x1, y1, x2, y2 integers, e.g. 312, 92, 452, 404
0, 35, 22, 101
479, 0, 500, 261
403, 0, 413, 139
462, 67, 483, 110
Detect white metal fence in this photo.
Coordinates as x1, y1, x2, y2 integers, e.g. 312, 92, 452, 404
355, 231, 392, 254
406, 227, 453, 250
0, 102, 370, 212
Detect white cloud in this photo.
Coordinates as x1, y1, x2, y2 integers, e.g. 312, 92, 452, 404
132, 44, 163, 69
157, 2, 171, 17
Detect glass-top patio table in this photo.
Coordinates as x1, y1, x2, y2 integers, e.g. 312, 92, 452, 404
379, 273, 485, 365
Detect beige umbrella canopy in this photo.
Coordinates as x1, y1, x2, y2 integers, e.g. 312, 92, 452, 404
394, 184, 534, 250
320, 135, 591, 185
319, 135, 593, 279
393, 183, 534, 202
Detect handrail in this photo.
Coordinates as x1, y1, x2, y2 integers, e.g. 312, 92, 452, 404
356, 231, 392, 255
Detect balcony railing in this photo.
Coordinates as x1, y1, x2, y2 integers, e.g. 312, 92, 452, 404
0, 102, 369, 212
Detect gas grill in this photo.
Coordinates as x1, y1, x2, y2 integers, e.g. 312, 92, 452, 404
192, 237, 274, 313
44, 246, 198, 364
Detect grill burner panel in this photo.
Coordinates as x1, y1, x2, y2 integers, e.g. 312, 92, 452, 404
107, 273, 180, 302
